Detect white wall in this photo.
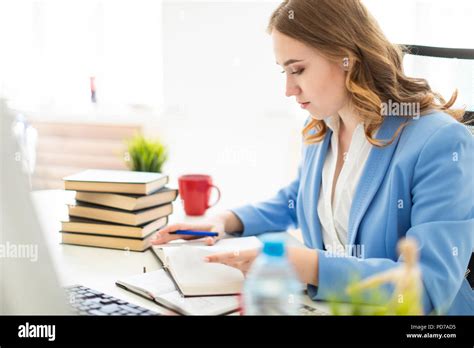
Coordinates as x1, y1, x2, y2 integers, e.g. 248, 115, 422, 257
364, 0, 474, 110
154, 0, 306, 209
2, 0, 472, 209
0, 0, 164, 116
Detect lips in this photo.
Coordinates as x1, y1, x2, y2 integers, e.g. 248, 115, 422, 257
299, 101, 310, 109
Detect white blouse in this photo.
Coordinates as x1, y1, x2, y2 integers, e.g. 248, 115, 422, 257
317, 114, 374, 255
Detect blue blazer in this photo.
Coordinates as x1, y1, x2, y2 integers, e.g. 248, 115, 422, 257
232, 112, 474, 315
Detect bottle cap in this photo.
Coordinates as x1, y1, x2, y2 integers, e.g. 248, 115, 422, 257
262, 240, 285, 257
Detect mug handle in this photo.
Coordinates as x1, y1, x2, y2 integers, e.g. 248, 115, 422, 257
207, 184, 221, 208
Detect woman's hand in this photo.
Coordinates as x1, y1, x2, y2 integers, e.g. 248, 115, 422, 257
151, 211, 244, 246
206, 246, 320, 286
150, 220, 226, 246
204, 248, 260, 275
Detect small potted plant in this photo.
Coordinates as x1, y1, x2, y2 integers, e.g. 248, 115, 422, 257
125, 133, 168, 173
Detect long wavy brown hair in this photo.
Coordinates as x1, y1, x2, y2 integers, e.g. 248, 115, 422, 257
268, 0, 464, 147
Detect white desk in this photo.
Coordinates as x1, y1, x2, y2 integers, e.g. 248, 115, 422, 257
32, 189, 330, 315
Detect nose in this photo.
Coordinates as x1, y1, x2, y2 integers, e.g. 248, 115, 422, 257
285, 76, 301, 97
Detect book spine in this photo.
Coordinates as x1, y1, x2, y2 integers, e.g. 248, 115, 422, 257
161, 264, 185, 298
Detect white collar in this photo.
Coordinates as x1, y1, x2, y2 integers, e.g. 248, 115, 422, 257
324, 114, 364, 135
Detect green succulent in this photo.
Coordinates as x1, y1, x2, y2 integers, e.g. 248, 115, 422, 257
328, 276, 424, 315
125, 133, 168, 173
327, 285, 391, 316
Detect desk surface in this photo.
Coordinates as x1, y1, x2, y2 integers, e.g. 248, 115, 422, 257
32, 189, 330, 315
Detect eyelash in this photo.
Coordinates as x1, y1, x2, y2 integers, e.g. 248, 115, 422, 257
281, 68, 305, 75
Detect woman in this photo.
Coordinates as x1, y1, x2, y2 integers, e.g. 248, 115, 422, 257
152, 0, 473, 315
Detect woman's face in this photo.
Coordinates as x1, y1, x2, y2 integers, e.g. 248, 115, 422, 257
272, 30, 348, 120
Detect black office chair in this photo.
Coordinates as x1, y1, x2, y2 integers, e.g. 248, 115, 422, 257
400, 44, 474, 133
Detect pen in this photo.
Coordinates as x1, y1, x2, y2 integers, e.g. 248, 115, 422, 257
170, 230, 218, 237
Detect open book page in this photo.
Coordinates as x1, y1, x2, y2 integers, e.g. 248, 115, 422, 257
158, 291, 239, 316
116, 269, 176, 298
152, 236, 262, 265
164, 246, 245, 296
151, 236, 262, 296
116, 269, 239, 315
194, 236, 262, 253
152, 238, 208, 264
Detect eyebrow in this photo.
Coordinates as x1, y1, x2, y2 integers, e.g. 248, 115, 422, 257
277, 59, 304, 67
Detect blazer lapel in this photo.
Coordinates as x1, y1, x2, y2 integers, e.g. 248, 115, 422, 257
347, 116, 407, 249
305, 132, 331, 249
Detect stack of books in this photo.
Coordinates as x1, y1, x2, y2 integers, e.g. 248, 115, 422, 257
61, 169, 178, 252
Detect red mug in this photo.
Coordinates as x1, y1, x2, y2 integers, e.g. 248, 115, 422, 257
178, 174, 221, 216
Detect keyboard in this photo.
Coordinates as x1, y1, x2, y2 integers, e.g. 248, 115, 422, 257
65, 284, 161, 316
299, 303, 329, 316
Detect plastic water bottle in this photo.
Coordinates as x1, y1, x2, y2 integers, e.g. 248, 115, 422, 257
243, 238, 302, 315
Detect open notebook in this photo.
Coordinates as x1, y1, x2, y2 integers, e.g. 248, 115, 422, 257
116, 269, 239, 315
151, 237, 262, 297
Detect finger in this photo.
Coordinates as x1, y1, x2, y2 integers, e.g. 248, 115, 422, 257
218, 260, 247, 271
153, 223, 182, 237
204, 236, 217, 246
204, 251, 237, 263
204, 224, 224, 246
150, 224, 195, 244
150, 229, 179, 245
150, 233, 193, 245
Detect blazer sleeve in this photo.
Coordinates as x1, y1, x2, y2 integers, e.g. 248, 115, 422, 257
311, 122, 474, 314
230, 165, 301, 237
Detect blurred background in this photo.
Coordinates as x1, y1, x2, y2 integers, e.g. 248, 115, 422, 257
1, 0, 473, 209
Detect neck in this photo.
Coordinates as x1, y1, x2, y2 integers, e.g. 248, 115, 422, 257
337, 104, 360, 135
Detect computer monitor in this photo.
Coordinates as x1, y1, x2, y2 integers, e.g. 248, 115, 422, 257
0, 98, 70, 314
